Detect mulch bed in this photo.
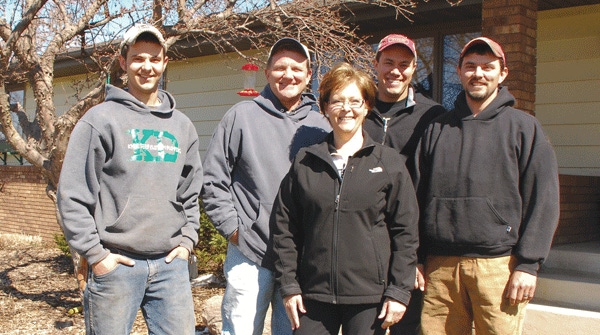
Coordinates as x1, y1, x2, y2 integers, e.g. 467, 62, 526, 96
0, 234, 224, 334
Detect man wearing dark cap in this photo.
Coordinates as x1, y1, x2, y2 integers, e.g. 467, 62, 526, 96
363, 33, 446, 335
58, 23, 202, 334
414, 37, 560, 335
202, 38, 330, 335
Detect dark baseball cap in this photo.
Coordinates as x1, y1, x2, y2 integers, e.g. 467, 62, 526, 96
267, 38, 311, 66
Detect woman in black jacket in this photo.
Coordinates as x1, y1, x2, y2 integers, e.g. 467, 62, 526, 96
272, 62, 419, 335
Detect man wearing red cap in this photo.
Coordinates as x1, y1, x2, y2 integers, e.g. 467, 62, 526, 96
414, 37, 560, 334
363, 33, 446, 335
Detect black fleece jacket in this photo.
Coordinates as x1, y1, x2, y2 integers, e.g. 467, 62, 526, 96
273, 133, 419, 306
414, 87, 560, 275
364, 89, 446, 179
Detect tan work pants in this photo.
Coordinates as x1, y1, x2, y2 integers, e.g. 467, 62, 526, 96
421, 255, 527, 335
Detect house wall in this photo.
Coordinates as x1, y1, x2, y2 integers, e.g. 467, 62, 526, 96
556, 175, 600, 244
0, 166, 61, 240
164, 50, 268, 158
24, 73, 99, 119
536, 4, 600, 176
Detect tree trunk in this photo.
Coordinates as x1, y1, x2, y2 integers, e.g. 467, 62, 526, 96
72, 250, 88, 295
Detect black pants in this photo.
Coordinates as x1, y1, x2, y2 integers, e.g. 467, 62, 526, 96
294, 298, 387, 335
389, 289, 422, 335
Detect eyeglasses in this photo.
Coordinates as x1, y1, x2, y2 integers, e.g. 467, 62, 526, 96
328, 99, 365, 111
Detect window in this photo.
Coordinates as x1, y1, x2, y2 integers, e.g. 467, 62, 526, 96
0, 90, 25, 141
413, 37, 435, 99
441, 32, 481, 110
1, 89, 25, 165
412, 32, 481, 110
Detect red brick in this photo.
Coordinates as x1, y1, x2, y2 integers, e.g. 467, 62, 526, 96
0, 166, 61, 241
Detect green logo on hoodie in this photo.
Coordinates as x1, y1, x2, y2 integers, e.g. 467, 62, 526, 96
127, 129, 181, 162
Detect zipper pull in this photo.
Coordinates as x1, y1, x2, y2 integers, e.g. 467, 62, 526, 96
335, 194, 340, 211
382, 117, 390, 144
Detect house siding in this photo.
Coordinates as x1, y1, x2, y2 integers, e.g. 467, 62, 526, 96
165, 51, 268, 158
536, 4, 600, 176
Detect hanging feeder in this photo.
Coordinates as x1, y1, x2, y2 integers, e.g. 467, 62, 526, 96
237, 63, 260, 97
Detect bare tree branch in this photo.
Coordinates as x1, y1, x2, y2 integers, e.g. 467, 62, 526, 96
1, 0, 49, 60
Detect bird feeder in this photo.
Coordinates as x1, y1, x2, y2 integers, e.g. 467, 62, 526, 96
237, 63, 260, 97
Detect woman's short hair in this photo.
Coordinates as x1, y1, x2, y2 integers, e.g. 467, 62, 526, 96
318, 62, 377, 113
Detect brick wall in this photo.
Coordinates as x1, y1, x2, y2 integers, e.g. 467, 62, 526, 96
0, 165, 61, 241
555, 175, 600, 244
482, 0, 537, 115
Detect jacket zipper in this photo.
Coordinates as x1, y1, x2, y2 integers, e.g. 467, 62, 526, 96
381, 116, 391, 145
332, 161, 350, 304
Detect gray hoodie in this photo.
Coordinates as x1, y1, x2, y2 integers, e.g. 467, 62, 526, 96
201, 84, 331, 267
57, 85, 203, 265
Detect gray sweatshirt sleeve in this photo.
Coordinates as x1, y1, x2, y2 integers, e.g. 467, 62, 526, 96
177, 128, 203, 252
57, 121, 110, 265
201, 109, 240, 239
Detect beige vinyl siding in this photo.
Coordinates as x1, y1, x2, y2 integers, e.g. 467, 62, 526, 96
25, 74, 101, 118
537, 4, 600, 176
166, 51, 267, 158
59, 74, 103, 117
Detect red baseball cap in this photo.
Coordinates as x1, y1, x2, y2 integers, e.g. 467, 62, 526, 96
459, 37, 506, 67
376, 34, 417, 59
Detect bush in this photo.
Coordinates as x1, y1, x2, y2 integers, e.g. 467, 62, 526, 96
194, 201, 227, 276
54, 233, 71, 257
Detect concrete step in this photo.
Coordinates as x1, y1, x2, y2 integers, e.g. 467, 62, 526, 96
543, 242, 600, 274
535, 268, 600, 312
523, 303, 600, 335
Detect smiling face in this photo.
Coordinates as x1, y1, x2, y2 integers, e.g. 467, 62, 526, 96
324, 82, 369, 140
265, 49, 311, 111
119, 40, 167, 106
458, 51, 508, 113
374, 45, 417, 103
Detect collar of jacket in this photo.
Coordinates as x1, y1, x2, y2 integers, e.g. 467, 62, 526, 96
371, 86, 417, 120
254, 84, 318, 120
453, 85, 516, 121
306, 131, 378, 167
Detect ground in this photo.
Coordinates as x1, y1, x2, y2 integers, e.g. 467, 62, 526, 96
0, 234, 224, 335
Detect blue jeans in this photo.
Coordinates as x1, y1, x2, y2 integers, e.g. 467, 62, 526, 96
84, 253, 195, 335
221, 243, 291, 335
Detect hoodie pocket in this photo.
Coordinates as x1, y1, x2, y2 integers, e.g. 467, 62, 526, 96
424, 197, 513, 247
232, 186, 260, 231
105, 196, 186, 253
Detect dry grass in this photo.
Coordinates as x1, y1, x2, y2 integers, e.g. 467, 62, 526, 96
0, 233, 223, 334
0, 233, 44, 250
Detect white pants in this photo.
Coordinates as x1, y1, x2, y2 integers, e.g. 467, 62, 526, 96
221, 243, 291, 335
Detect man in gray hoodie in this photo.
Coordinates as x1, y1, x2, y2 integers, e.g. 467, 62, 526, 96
57, 24, 202, 335
201, 38, 330, 335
